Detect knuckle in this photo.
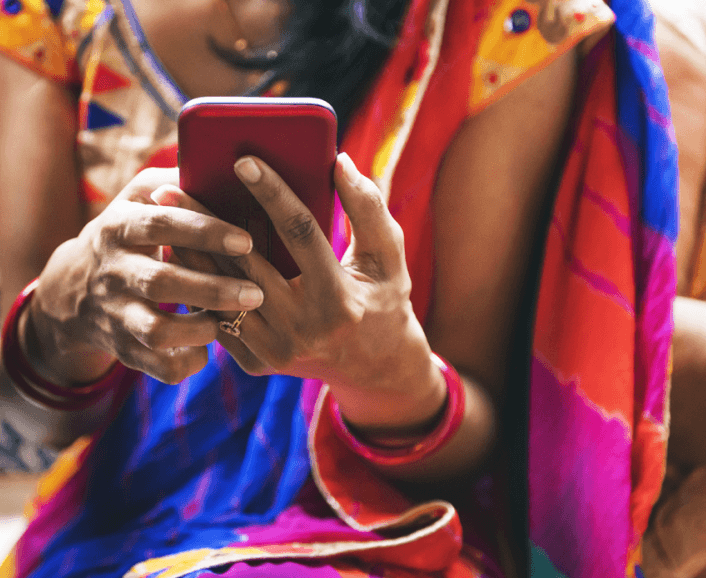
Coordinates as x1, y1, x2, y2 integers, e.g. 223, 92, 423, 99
94, 216, 122, 250
140, 211, 172, 239
160, 351, 195, 385
352, 174, 384, 205
139, 313, 170, 349
401, 270, 413, 294
191, 215, 212, 238
361, 180, 386, 210
283, 212, 317, 247
136, 264, 169, 299
338, 295, 364, 325
389, 219, 405, 249
319, 290, 362, 329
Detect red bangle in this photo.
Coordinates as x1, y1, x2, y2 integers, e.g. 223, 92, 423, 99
327, 353, 466, 467
1, 279, 124, 411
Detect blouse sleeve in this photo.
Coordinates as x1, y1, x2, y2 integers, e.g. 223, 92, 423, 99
0, 0, 104, 85
470, 0, 616, 114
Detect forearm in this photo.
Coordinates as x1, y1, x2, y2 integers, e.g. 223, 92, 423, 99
372, 370, 497, 484
0, 368, 115, 459
330, 320, 497, 484
0, 56, 114, 461
1, 281, 121, 457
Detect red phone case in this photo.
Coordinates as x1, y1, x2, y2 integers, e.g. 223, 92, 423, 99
178, 97, 338, 279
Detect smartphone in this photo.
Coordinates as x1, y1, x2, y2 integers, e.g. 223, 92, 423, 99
178, 97, 338, 279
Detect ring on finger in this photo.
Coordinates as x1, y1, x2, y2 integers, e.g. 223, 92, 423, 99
219, 310, 248, 337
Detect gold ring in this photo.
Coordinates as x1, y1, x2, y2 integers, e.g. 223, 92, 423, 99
219, 310, 247, 337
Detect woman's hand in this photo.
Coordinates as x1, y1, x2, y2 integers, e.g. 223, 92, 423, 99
25, 168, 263, 386
156, 154, 447, 433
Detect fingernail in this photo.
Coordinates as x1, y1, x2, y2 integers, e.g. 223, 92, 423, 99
240, 287, 264, 308
234, 158, 262, 184
338, 153, 359, 185
223, 233, 252, 255
151, 187, 180, 207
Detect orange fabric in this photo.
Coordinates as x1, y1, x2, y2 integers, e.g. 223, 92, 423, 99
533, 47, 635, 425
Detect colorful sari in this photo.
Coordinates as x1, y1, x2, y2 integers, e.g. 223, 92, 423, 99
0, 0, 677, 576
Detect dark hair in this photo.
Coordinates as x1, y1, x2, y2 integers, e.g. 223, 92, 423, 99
213, 0, 410, 136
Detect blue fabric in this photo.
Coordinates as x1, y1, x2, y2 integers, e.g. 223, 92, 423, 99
613, 0, 679, 243
86, 102, 125, 131
44, 0, 64, 18
27, 336, 309, 578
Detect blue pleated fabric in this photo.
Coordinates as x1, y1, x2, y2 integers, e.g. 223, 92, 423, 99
24, 338, 309, 578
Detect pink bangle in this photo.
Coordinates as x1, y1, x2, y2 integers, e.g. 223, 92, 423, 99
1, 279, 124, 411
327, 353, 466, 467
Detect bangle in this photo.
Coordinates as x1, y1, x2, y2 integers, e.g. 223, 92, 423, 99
1, 279, 124, 411
327, 353, 466, 466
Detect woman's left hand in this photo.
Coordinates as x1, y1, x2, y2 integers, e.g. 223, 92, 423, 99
154, 153, 446, 433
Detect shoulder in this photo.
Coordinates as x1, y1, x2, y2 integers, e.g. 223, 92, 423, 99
0, 0, 106, 84
468, 0, 614, 115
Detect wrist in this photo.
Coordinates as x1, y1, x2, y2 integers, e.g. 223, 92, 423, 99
22, 278, 116, 386
4, 280, 120, 412
333, 331, 447, 433
327, 353, 466, 467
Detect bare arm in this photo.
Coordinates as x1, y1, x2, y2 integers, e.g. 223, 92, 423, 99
388, 49, 578, 481
0, 54, 104, 458
0, 55, 83, 325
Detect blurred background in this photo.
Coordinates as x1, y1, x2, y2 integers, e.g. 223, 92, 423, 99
0, 474, 35, 558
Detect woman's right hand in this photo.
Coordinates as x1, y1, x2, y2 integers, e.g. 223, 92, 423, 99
24, 168, 263, 386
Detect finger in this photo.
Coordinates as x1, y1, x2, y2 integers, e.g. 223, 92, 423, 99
152, 180, 293, 290
171, 246, 221, 276
233, 156, 341, 281
119, 299, 220, 350
152, 187, 252, 278
335, 153, 406, 274
117, 335, 210, 385
173, 240, 253, 282
217, 333, 271, 376
213, 310, 272, 376
109, 199, 253, 257
120, 168, 180, 204
229, 312, 294, 375
151, 185, 215, 217
214, 301, 321, 380
120, 253, 264, 311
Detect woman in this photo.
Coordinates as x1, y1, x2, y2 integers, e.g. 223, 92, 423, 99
0, 0, 676, 576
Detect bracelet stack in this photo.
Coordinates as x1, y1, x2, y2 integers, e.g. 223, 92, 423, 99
1, 279, 123, 411
327, 353, 466, 466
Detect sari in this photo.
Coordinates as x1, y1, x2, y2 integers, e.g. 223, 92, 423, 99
0, 0, 677, 576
